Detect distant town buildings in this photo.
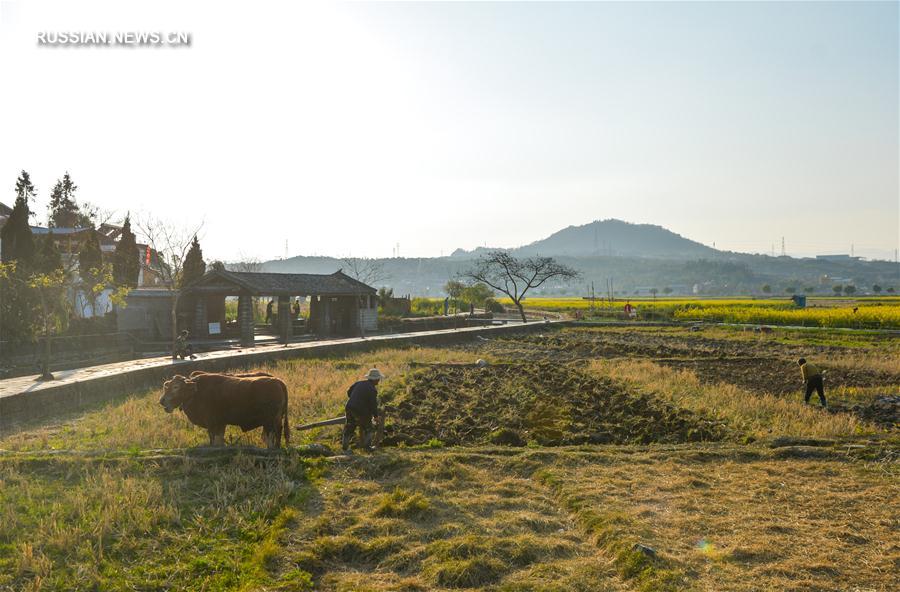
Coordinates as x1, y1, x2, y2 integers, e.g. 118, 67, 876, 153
816, 254, 862, 262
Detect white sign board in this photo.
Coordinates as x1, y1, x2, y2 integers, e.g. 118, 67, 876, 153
208, 322, 221, 335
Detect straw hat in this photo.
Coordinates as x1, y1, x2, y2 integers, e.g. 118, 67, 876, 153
365, 368, 385, 381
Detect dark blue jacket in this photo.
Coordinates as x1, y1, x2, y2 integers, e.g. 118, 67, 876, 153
346, 380, 379, 417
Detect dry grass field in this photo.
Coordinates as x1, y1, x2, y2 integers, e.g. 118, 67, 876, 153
1, 325, 897, 591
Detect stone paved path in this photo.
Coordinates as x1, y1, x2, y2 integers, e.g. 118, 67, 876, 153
0, 321, 542, 400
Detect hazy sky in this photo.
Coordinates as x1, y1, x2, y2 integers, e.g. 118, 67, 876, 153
1, 1, 897, 261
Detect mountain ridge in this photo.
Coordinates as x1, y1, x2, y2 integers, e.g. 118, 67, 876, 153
450, 219, 720, 259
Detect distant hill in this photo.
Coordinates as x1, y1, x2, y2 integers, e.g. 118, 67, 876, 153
259, 219, 898, 296
451, 219, 720, 259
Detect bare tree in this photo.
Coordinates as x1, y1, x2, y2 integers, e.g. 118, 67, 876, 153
135, 215, 204, 344
341, 257, 389, 337
341, 256, 388, 286
229, 253, 264, 273
461, 251, 579, 323
231, 259, 263, 273
84, 202, 117, 227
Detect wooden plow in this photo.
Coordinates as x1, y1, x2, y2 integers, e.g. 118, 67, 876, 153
295, 414, 385, 446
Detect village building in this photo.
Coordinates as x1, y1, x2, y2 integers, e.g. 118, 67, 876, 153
27, 224, 168, 317
0, 202, 170, 319
119, 269, 378, 345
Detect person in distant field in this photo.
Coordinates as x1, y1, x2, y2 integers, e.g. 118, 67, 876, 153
172, 329, 196, 361
624, 301, 635, 318
443, 297, 450, 316
342, 368, 384, 452
469, 302, 475, 315
293, 298, 301, 319
265, 299, 274, 324
798, 358, 826, 408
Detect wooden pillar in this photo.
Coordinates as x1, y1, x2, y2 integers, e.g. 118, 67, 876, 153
238, 293, 254, 347
320, 297, 331, 337
206, 295, 226, 337
193, 296, 208, 338
278, 295, 291, 344
308, 296, 318, 336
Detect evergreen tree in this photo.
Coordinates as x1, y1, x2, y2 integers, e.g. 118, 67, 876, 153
77, 228, 103, 316
180, 235, 206, 287
78, 229, 101, 271
78, 229, 102, 280
1, 181, 35, 265
14, 170, 37, 221
113, 214, 140, 287
35, 232, 64, 275
48, 172, 84, 228
0, 172, 41, 343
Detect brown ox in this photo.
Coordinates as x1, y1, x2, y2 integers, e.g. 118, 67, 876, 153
160, 373, 290, 448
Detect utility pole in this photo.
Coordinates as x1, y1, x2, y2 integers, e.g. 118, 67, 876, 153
851, 243, 854, 257
781, 237, 786, 257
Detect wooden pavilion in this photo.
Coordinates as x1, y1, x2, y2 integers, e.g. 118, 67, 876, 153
181, 269, 378, 346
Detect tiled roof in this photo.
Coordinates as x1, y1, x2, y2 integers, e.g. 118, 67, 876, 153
187, 270, 376, 296
30, 226, 92, 235
30, 226, 116, 245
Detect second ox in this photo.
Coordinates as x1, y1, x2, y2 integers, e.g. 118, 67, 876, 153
159, 372, 290, 448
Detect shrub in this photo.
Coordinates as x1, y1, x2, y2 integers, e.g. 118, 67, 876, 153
489, 428, 526, 446
484, 298, 505, 313
410, 298, 443, 316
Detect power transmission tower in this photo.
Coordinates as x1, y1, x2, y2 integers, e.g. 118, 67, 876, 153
781, 237, 785, 257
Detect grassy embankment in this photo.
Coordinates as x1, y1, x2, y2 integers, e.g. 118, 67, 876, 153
1, 327, 897, 591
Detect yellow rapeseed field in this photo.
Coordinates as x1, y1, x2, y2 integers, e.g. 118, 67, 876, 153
672, 303, 900, 328
511, 297, 785, 310
508, 297, 900, 328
